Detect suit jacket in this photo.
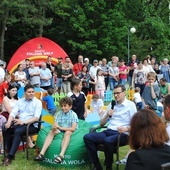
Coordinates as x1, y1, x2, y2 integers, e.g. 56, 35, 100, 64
125, 145, 170, 170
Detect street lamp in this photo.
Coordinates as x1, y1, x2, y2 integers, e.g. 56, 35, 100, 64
127, 27, 136, 63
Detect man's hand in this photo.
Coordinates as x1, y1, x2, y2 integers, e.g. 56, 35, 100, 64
13, 119, 23, 125
5, 122, 11, 129
117, 126, 128, 133
107, 109, 114, 117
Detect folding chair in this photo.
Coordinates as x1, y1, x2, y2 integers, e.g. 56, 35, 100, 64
90, 126, 127, 170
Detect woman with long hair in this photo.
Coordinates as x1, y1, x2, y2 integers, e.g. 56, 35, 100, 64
77, 65, 91, 96
125, 109, 170, 170
1, 82, 19, 120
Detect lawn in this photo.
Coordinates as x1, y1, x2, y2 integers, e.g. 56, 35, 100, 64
0, 145, 129, 170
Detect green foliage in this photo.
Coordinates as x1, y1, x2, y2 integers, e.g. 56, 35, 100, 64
0, 0, 169, 62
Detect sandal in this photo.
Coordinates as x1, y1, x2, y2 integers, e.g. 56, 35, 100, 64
34, 153, 45, 161
54, 155, 64, 164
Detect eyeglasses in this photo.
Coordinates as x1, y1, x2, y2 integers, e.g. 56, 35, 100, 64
113, 91, 124, 95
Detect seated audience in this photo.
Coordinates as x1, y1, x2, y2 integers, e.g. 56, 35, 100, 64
2, 84, 42, 166
125, 109, 170, 170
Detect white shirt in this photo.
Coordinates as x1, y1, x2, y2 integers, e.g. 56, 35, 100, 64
90, 99, 104, 113
104, 98, 137, 133
0, 67, 5, 81
10, 97, 42, 127
95, 76, 105, 90
143, 65, 155, 75
133, 92, 142, 103
89, 66, 100, 79
28, 67, 40, 85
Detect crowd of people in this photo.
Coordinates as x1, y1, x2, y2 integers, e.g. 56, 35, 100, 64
0, 54, 170, 170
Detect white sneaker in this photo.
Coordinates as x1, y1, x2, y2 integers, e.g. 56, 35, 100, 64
116, 158, 127, 164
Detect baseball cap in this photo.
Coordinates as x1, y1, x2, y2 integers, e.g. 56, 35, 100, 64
93, 59, 98, 63
84, 58, 89, 62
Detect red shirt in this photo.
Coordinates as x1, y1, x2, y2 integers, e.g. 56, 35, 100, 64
119, 65, 128, 79
0, 81, 8, 104
73, 63, 83, 76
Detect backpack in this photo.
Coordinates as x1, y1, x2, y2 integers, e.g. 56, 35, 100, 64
136, 71, 145, 85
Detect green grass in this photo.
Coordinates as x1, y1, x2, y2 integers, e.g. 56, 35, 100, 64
0, 145, 129, 170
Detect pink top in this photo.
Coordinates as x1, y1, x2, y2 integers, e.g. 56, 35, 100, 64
119, 65, 127, 79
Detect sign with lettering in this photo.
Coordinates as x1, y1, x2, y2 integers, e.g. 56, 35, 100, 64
7, 37, 68, 73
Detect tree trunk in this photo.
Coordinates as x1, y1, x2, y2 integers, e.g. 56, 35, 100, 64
0, 9, 9, 60
38, 7, 46, 37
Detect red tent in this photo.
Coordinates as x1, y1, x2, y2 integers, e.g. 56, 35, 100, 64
7, 37, 68, 73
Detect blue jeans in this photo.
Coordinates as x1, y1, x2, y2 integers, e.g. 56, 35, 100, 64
48, 106, 57, 116
4, 124, 38, 157
109, 78, 118, 90
136, 102, 144, 110
84, 129, 128, 168
119, 79, 127, 86
128, 76, 133, 86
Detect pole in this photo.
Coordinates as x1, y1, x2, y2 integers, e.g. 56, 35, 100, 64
127, 28, 130, 63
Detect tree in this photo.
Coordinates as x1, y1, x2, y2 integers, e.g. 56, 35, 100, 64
0, 0, 53, 60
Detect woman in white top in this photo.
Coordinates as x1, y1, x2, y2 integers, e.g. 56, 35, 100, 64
1, 82, 35, 148
1, 82, 19, 120
14, 64, 27, 87
143, 58, 155, 76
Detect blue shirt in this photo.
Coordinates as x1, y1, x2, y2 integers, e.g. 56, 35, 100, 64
42, 95, 55, 110
40, 68, 52, 86
55, 110, 78, 128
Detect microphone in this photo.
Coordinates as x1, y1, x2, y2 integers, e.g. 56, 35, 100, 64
109, 100, 116, 118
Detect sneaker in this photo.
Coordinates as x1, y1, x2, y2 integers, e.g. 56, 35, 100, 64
116, 158, 127, 164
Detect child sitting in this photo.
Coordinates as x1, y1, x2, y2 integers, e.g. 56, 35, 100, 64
41, 88, 57, 116
34, 97, 78, 163
133, 87, 143, 110
90, 94, 104, 117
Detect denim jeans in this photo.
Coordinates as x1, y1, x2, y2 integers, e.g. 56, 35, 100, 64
119, 79, 127, 86
109, 78, 118, 90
